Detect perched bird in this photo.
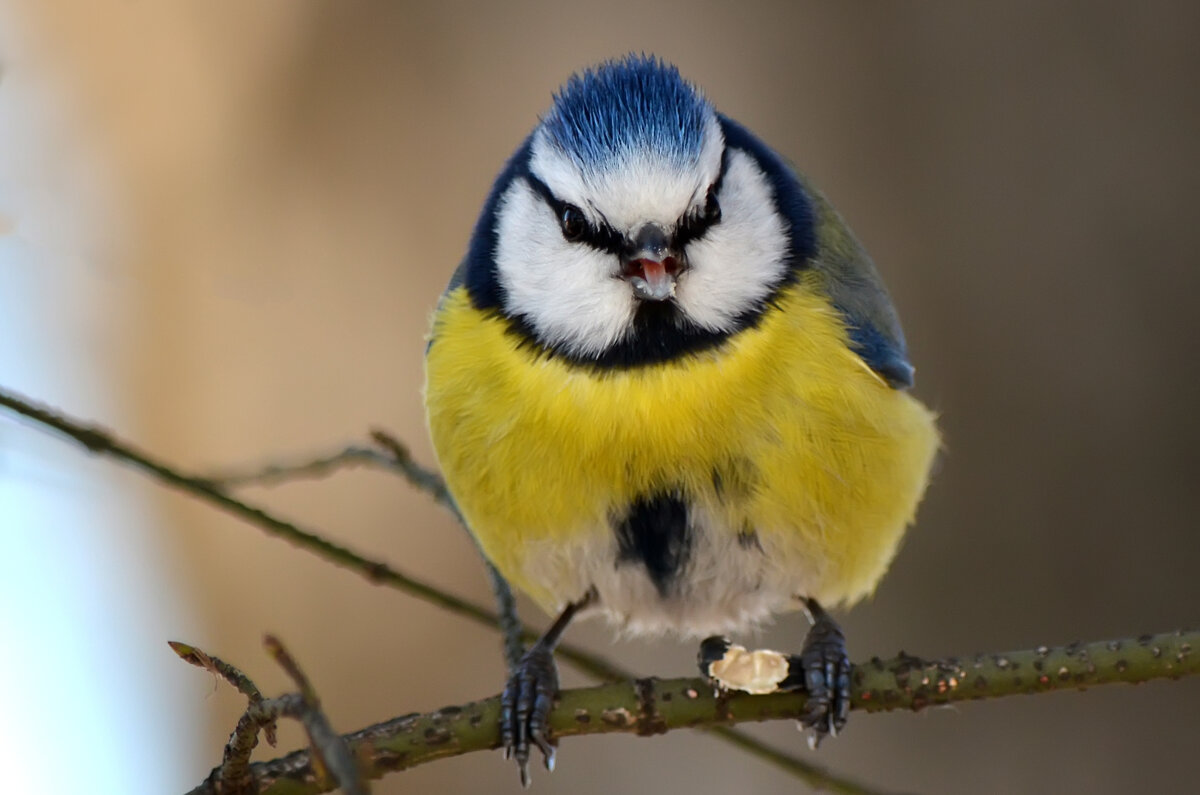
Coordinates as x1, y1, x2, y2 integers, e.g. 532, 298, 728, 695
424, 55, 939, 783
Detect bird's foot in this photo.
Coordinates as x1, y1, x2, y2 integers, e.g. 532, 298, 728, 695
794, 601, 851, 745
501, 642, 559, 787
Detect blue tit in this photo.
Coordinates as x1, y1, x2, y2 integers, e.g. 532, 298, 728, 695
424, 55, 939, 782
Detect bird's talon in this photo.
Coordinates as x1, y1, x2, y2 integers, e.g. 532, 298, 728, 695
796, 601, 852, 742
501, 642, 560, 785
518, 760, 531, 789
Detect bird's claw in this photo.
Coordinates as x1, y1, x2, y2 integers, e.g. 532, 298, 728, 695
796, 608, 851, 742
501, 643, 559, 787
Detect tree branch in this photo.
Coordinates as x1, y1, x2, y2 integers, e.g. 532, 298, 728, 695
1, 385, 852, 789
172, 637, 368, 795
0, 386, 619, 678
170, 639, 280, 790
182, 629, 1197, 795
262, 635, 368, 795
203, 427, 532, 673
200, 446, 399, 489
7, 387, 1196, 792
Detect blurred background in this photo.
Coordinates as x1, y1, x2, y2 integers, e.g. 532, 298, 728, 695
1, 2, 1198, 793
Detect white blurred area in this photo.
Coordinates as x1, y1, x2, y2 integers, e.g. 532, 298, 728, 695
0, 6, 201, 793
0, 4, 503, 793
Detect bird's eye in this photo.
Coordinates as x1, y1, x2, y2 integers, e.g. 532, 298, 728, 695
560, 205, 587, 242
704, 188, 721, 224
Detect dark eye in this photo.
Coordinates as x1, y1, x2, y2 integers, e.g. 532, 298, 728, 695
560, 205, 587, 242
704, 188, 721, 224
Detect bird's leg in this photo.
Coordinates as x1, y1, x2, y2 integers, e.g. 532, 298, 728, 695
792, 597, 851, 742
501, 591, 594, 787
697, 597, 851, 745
483, 560, 525, 672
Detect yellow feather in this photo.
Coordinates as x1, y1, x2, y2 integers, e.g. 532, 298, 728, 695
425, 274, 939, 613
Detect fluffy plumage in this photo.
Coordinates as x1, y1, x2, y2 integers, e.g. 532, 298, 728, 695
424, 56, 939, 638
427, 277, 937, 636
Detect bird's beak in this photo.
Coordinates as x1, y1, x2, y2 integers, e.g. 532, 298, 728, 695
621, 223, 684, 302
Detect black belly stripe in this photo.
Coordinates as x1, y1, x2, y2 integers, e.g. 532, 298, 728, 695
614, 492, 691, 596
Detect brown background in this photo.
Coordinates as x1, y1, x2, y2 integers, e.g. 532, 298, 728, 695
4, 2, 1199, 793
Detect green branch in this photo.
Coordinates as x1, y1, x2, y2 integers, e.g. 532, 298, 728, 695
181, 629, 1197, 795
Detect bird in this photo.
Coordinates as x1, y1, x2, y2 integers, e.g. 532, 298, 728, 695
424, 55, 939, 784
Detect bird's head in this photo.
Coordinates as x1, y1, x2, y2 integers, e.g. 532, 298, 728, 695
481, 56, 796, 366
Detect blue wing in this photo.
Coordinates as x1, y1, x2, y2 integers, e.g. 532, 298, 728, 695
719, 115, 914, 389
804, 184, 915, 389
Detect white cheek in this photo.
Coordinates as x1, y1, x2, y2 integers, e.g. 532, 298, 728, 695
676, 150, 790, 331
494, 182, 635, 355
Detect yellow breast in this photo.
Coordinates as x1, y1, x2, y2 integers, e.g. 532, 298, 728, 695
424, 276, 938, 615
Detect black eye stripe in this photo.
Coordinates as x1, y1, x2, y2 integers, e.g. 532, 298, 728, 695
674, 197, 717, 248
523, 172, 623, 254
675, 148, 730, 248
523, 146, 730, 254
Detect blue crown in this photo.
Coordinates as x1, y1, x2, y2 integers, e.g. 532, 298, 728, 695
540, 55, 713, 174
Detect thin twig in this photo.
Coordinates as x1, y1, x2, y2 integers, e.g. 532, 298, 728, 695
200, 446, 397, 489
200, 425, 530, 673
264, 635, 368, 795
0, 388, 516, 638
168, 640, 268, 704
0, 386, 843, 789
198, 429, 457, 512
171, 640, 280, 793
367, 428, 456, 512
183, 629, 1199, 795
173, 638, 369, 795
203, 430, 530, 673
368, 433, 528, 675
0, 387, 574, 665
